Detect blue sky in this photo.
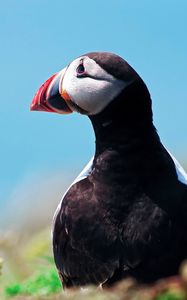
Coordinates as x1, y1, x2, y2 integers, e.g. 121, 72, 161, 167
0, 0, 187, 213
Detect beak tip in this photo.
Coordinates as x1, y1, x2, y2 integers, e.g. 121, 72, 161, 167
30, 69, 72, 115
30, 104, 35, 111
30, 100, 39, 111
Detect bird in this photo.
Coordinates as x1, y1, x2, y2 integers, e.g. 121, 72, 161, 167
30, 52, 187, 288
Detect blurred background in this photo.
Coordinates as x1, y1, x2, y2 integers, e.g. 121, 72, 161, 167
1, 0, 187, 231
0, 0, 187, 294
1, 0, 187, 230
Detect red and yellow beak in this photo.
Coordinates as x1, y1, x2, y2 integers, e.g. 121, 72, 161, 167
30, 69, 72, 114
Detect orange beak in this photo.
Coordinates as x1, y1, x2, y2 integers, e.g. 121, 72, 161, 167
30, 69, 72, 114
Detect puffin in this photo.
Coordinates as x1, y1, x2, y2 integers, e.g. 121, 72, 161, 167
30, 52, 187, 288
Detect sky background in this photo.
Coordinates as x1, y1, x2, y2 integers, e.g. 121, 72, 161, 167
0, 0, 187, 227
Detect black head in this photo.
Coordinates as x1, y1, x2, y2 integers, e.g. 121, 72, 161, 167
84, 52, 140, 82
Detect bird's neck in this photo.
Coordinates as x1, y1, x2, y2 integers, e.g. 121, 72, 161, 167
88, 80, 170, 184
89, 116, 175, 210
88, 81, 160, 157
90, 118, 161, 158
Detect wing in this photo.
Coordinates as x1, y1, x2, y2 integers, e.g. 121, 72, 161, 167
53, 178, 119, 287
119, 194, 187, 282
121, 197, 172, 265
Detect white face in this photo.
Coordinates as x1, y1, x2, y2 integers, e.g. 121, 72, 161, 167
60, 56, 130, 115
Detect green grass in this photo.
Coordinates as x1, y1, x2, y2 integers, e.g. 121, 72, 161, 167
1, 228, 187, 300
156, 292, 185, 300
0, 228, 61, 299
5, 267, 61, 297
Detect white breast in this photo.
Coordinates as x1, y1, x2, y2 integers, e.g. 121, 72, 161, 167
167, 149, 187, 185
71, 156, 94, 185
53, 157, 94, 224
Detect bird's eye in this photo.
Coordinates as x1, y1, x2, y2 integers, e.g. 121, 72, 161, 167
76, 63, 86, 76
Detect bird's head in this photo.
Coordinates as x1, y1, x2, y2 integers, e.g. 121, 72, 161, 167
30, 52, 152, 123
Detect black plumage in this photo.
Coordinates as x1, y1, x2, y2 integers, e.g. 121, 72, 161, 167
31, 52, 187, 288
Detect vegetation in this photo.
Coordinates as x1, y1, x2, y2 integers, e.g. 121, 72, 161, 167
1, 227, 187, 300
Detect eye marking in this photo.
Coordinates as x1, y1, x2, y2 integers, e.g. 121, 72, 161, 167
76, 60, 87, 77
77, 64, 85, 74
